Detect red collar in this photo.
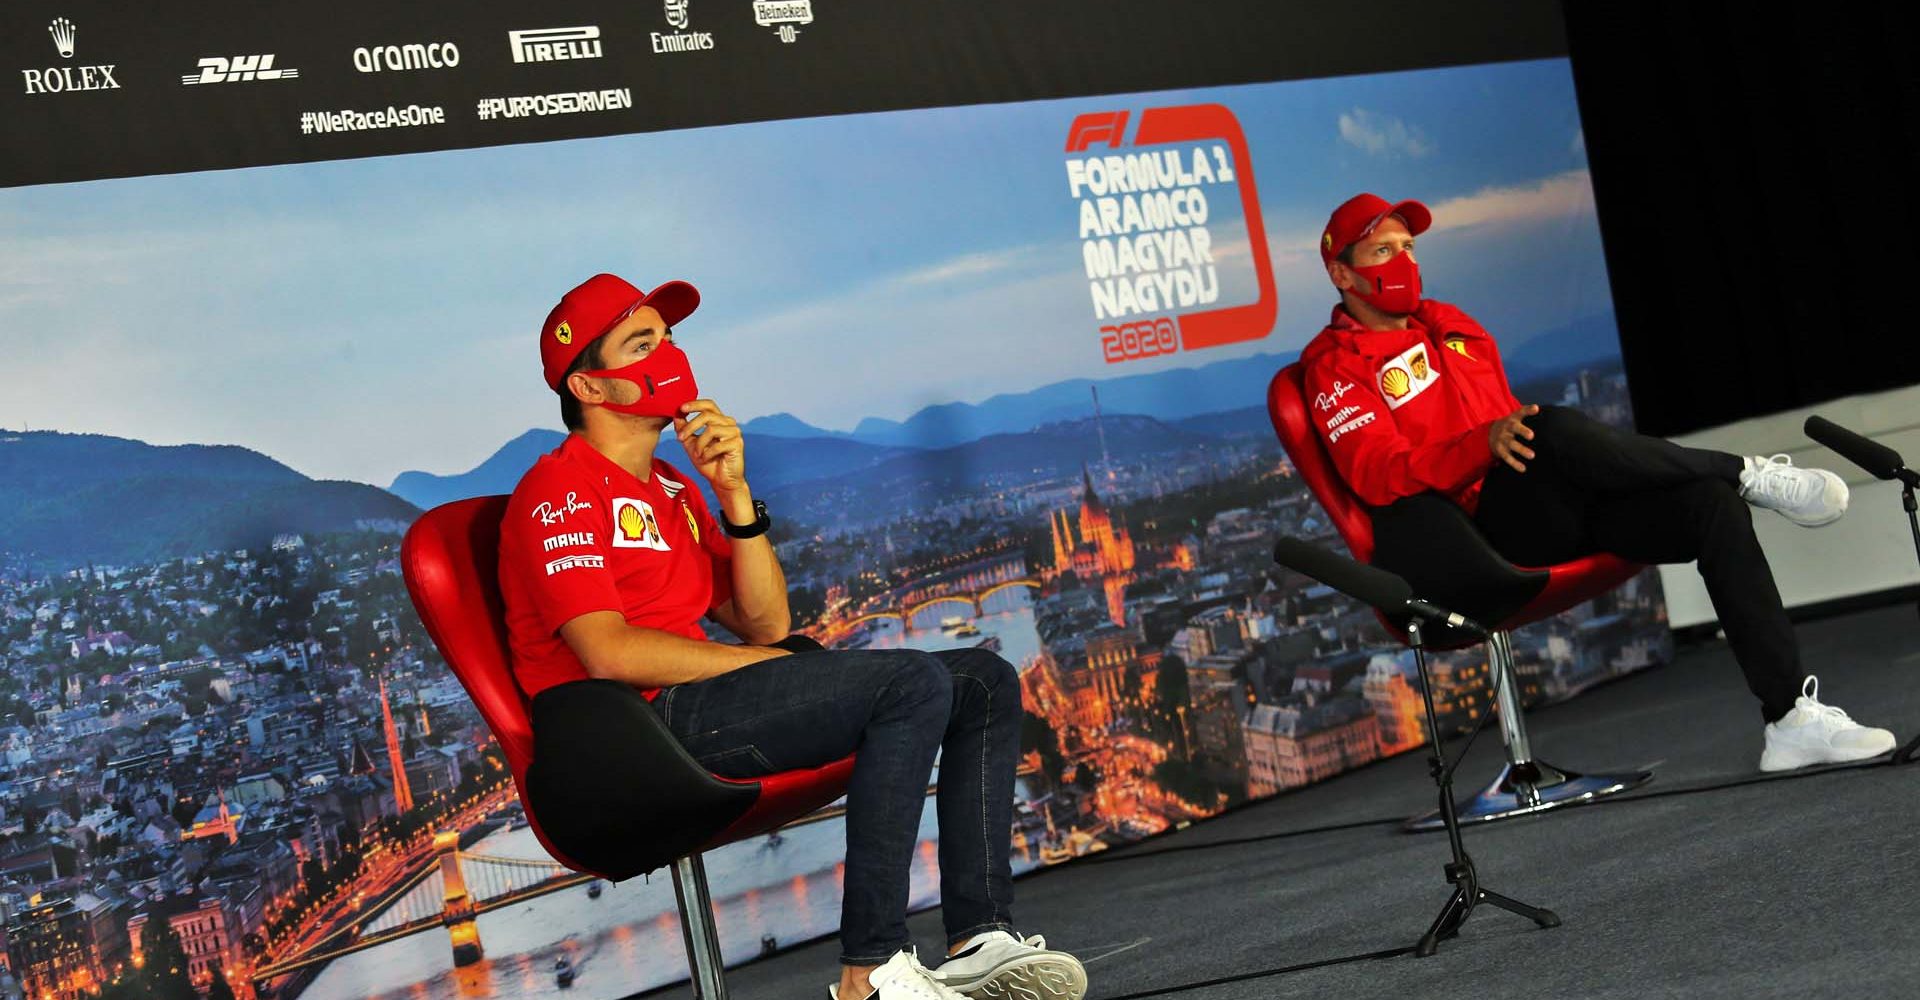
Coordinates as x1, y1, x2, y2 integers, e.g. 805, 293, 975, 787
560, 433, 656, 490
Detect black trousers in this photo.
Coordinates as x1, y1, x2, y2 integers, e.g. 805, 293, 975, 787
1472, 405, 1804, 722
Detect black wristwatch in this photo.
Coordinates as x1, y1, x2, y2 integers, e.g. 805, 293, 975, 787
722, 498, 772, 539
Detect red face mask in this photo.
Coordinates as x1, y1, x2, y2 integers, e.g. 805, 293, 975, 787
579, 341, 700, 419
1347, 251, 1422, 315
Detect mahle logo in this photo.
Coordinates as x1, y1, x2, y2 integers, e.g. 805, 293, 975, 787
23, 17, 121, 95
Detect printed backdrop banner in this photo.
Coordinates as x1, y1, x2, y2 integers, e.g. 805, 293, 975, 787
0, 5, 1668, 1000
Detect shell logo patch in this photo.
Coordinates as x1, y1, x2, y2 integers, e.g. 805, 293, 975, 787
1376, 341, 1440, 410
1444, 335, 1473, 360
611, 497, 671, 550
555, 320, 573, 345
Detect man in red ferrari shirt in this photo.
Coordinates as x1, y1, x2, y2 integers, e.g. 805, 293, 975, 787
498, 274, 1087, 1000
1300, 193, 1895, 771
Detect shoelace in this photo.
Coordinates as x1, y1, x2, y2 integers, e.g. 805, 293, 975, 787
883, 950, 962, 1000
1747, 454, 1812, 505
1794, 675, 1859, 727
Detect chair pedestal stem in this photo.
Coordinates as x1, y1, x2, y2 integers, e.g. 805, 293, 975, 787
1405, 628, 1653, 832
673, 854, 729, 1000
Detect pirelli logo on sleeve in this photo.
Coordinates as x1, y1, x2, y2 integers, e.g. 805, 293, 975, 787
1376, 343, 1439, 411
544, 554, 604, 575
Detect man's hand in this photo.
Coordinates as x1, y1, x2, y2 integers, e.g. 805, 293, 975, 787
1489, 404, 1540, 473
675, 399, 747, 497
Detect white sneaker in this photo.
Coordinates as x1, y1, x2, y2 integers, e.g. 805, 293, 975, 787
931, 930, 1088, 1000
1759, 675, 1897, 772
829, 949, 968, 1000
1738, 454, 1848, 527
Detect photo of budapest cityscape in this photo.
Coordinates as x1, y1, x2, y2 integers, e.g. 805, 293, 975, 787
0, 59, 1663, 1000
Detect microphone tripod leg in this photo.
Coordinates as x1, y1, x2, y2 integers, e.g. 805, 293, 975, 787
1478, 888, 1562, 928
1415, 883, 1471, 958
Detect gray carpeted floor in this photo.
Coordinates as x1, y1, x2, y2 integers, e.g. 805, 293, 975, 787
640, 603, 1920, 999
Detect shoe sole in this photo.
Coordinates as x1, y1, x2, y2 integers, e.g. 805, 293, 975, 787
946, 954, 1088, 1000
1779, 508, 1845, 528
1758, 741, 1894, 772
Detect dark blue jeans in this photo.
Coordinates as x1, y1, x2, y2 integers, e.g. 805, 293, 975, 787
657, 646, 1022, 965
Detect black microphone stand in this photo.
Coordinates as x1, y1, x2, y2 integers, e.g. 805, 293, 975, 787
1893, 468, 1920, 764
1406, 616, 1560, 955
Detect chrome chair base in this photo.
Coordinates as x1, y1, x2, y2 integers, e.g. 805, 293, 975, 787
1405, 759, 1653, 832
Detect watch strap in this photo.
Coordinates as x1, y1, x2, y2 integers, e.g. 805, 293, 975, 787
722, 498, 771, 539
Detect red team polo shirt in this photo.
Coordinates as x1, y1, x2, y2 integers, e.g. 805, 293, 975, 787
1298, 300, 1522, 513
499, 434, 735, 699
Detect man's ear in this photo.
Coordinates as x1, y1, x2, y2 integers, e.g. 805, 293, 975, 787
565, 371, 602, 405
1327, 260, 1354, 292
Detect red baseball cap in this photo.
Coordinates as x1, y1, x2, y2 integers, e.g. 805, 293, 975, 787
1319, 193, 1432, 264
540, 274, 700, 390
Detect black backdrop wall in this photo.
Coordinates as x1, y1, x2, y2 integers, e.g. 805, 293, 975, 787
1565, 0, 1920, 436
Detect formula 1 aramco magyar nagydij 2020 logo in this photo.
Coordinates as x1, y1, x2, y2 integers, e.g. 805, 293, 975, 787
1063, 105, 1276, 364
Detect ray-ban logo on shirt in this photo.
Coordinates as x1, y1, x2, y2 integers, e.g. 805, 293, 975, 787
532, 492, 593, 525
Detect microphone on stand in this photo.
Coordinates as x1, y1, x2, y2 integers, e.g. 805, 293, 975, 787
1804, 415, 1915, 485
1272, 537, 1487, 637
1803, 415, 1920, 763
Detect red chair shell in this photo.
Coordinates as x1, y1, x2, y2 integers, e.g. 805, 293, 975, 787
1266, 363, 1644, 641
401, 495, 853, 878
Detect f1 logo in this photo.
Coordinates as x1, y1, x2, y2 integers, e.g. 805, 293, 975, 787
1065, 111, 1130, 153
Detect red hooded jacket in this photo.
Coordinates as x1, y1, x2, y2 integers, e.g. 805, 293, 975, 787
1298, 300, 1522, 513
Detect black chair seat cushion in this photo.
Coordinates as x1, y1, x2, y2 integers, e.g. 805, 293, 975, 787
1367, 493, 1549, 641
525, 679, 759, 880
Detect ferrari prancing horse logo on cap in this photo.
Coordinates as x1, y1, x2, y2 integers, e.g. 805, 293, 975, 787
555, 320, 573, 345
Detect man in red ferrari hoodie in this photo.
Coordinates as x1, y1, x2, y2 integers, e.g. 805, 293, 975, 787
1299, 193, 1896, 772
